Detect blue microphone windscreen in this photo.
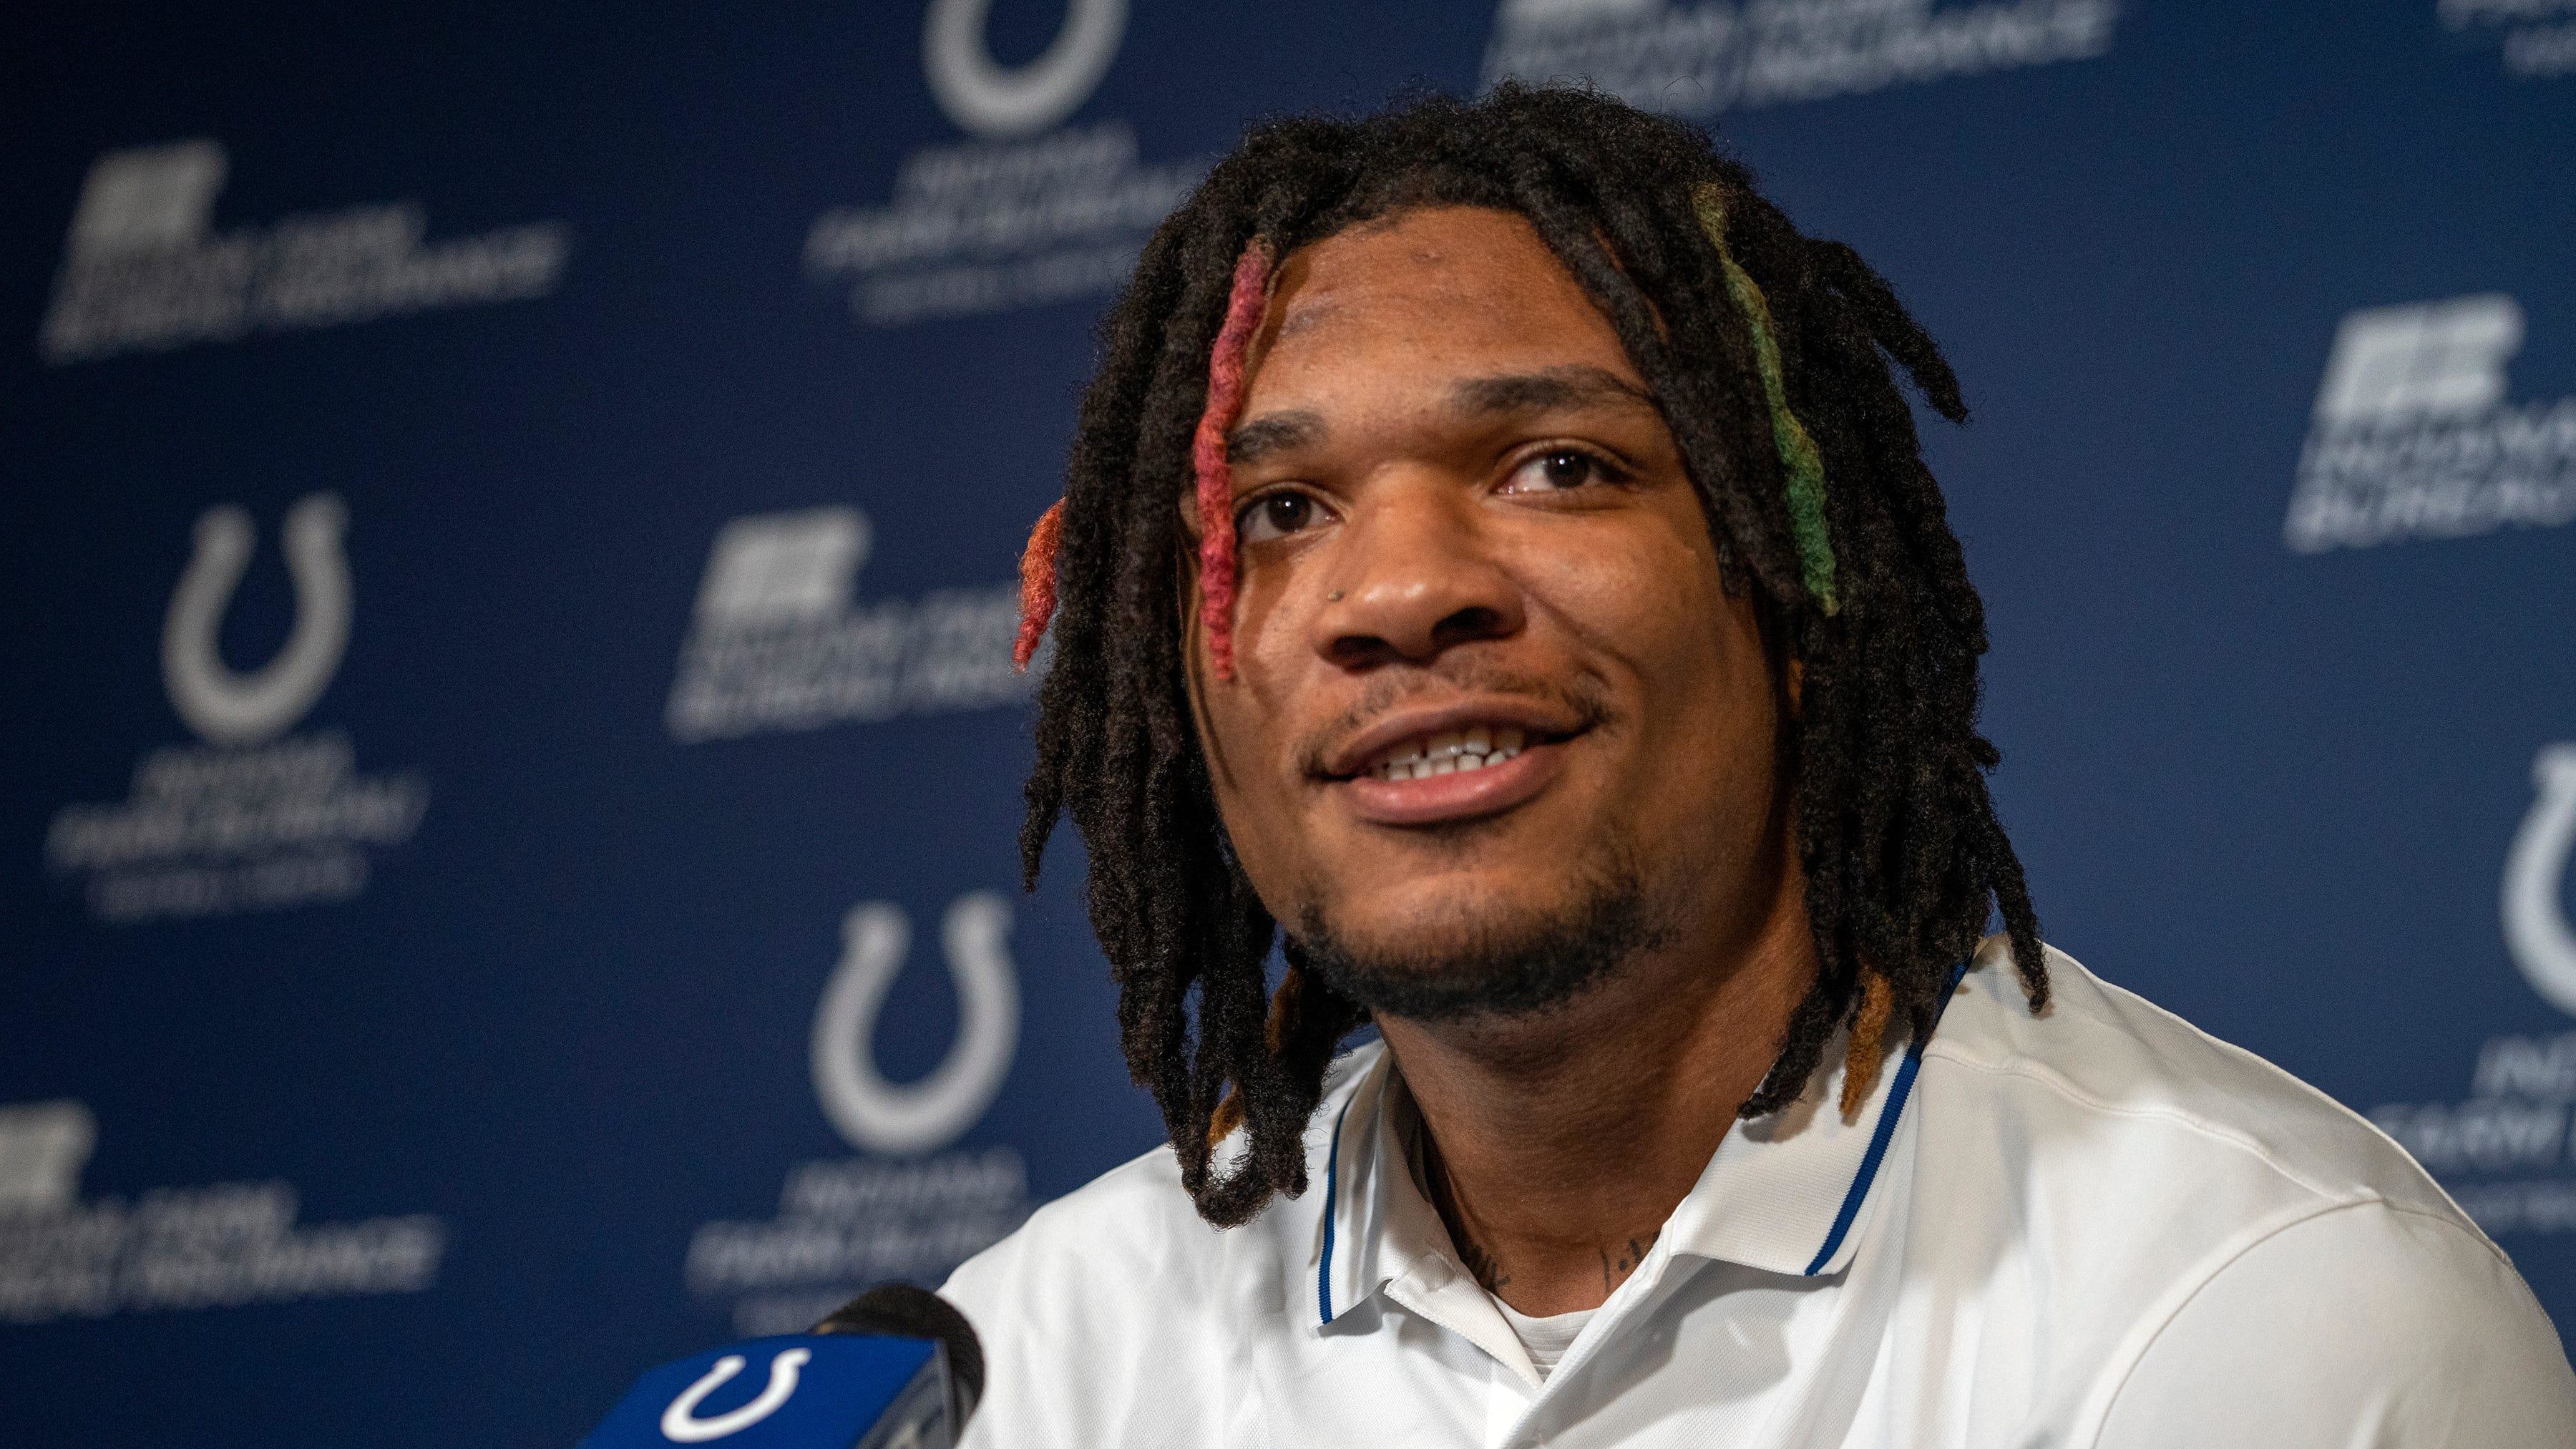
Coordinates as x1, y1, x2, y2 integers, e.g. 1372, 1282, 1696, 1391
580, 1334, 950, 1449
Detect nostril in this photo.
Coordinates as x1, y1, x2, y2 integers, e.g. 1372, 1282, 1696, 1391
1433, 605, 1510, 649
1325, 632, 1395, 670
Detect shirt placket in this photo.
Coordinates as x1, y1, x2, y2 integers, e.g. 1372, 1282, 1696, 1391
1487, 1244, 1704, 1449
1485, 1355, 1537, 1449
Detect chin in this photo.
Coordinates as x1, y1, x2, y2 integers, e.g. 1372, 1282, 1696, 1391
1324, 877, 1575, 962
1289, 855, 1668, 1025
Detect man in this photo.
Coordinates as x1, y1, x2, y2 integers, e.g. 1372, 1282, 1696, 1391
946, 87, 2576, 1446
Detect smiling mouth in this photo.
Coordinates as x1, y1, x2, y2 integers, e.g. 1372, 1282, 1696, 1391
1361, 725, 1529, 781
1330, 717, 1586, 828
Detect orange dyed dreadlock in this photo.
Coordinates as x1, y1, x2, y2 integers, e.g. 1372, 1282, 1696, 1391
1012, 499, 1063, 672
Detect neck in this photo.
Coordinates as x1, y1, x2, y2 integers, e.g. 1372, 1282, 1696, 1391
1378, 872, 1816, 1317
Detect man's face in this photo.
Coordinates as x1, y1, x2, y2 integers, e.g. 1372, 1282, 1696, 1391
1189, 205, 1787, 1018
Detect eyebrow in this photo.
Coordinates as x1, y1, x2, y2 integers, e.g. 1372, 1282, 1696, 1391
1225, 411, 1326, 467
1224, 365, 1660, 465
1448, 365, 1661, 419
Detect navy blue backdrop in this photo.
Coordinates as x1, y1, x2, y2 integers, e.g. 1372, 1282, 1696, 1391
4, 2, 2572, 1443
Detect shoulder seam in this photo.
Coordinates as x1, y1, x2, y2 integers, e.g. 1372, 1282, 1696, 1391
1951, 952, 2482, 1225
1921, 1047, 2370, 1206
2079, 1199, 2510, 1449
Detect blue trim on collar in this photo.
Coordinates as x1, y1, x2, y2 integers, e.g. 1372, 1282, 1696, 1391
1801, 961, 1971, 1277
1317, 1095, 1357, 1325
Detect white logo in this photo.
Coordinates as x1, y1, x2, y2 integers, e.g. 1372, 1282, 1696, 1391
695, 507, 873, 628
0, 1102, 445, 1324
2313, 295, 2522, 428
44, 498, 426, 923
2507, 744, 2576, 1017
2439, 0, 2576, 79
814, 892, 1021, 1157
661, 1347, 814, 1442
163, 493, 353, 746
924, 0, 1128, 140
2286, 293, 2576, 552
680, 894, 1032, 1335
800, 1, 1198, 326
665, 506, 1035, 741
2368, 747, 2576, 1236
42, 138, 569, 365
64, 139, 229, 258
0, 1102, 96, 1216
1480, 0, 2119, 118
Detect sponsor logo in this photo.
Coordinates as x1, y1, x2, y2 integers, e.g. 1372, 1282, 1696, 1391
1480, 0, 2119, 118
802, 0, 1203, 326
660, 1348, 813, 1442
2506, 745, 2576, 1016
683, 893, 1030, 1336
665, 506, 1035, 742
2285, 294, 2576, 552
2371, 743, 2576, 1236
0, 1102, 94, 1216
925, 0, 1128, 138
44, 496, 428, 922
41, 138, 568, 365
0, 1101, 446, 1325
2440, 0, 2576, 79
812, 893, 1021, 1156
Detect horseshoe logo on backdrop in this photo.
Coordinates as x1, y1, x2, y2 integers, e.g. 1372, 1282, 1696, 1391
162, 492, 351, 746
2504, 743, 2576, 1017
813, 892, 1020, 1156
923, 0, 1127, 140
659, 1347, 812, 1442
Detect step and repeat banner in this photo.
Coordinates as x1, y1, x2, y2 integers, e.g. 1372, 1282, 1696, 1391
2, 1, 2571, 1443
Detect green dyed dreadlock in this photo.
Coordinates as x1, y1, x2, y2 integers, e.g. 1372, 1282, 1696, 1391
1693, 183, 1839, 614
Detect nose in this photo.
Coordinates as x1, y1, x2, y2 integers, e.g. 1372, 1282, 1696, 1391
1314, 478, 1525, 670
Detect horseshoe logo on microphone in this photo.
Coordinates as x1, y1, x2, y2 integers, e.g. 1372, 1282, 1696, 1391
813, 892, 1020, 1156
660, 1347, 811, 1442
923, 0, 1127, 139
2504, 743, 2576, 1018
162, 492, 352, 746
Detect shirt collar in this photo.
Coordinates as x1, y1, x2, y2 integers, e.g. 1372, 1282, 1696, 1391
1310, 962, 1971, 1327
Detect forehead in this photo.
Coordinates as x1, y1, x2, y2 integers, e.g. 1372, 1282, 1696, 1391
1246, 206, 1639, 398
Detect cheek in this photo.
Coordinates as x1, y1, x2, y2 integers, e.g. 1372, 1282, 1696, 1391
1196, 688, 1307, 896
1531, 516, 1735, 691
1531, 516, 1775, 826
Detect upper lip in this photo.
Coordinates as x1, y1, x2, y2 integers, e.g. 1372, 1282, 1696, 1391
1316, 695, 1588, 779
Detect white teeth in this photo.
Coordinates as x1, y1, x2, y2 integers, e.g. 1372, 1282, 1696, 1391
1365, 727, 1531, 781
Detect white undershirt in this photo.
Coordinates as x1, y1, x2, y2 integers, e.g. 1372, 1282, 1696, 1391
1493, 1297, 1596, 1380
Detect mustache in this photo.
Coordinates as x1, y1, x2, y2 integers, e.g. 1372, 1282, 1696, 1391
1293, 664, 1619, 779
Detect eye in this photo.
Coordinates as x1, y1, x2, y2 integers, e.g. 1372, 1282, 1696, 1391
1503, 448, 1624, 493
1236, 490, 1330, 543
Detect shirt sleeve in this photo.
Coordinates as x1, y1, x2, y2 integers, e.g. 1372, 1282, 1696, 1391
2095, 1201, 2576, 1449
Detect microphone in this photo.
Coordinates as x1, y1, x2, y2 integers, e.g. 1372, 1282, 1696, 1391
581, 1284, 983, 1449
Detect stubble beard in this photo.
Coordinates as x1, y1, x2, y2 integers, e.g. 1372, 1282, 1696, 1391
1289, 834, 1677, 1025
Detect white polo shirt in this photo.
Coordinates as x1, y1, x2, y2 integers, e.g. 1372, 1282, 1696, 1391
944, 942, 2576, 1447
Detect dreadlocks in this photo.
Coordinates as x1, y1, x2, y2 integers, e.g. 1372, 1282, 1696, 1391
1015, 84, 2046, 1229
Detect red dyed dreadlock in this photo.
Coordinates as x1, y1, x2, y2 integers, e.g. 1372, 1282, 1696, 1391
1186, 241, 1274, 678
1015, 242, 1274, 678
